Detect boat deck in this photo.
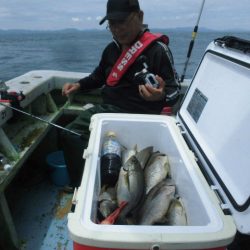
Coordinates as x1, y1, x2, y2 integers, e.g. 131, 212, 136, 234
7, 169, 73, 250
0, 71, 103, 250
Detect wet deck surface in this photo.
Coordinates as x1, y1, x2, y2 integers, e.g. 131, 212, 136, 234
9, 178, 73, 250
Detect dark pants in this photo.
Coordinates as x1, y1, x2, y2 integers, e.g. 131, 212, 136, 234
60, 104, 126, 187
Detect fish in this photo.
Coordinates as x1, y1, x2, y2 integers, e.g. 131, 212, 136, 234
138, 179, 175, 225
135, 146, 153, 169
122, 145, 138, 165
146, 151, 162, 166
116, 155, 144, 218
100, 201, 128, 225
144, 153, 170, 194
164, 197, 188, 226
98, 186, 117, 218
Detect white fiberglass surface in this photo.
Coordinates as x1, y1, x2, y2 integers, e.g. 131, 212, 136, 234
82, 115, 223, 234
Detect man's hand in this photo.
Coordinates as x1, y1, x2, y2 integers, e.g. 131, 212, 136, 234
62, 82, 80, 97
138, 75, 166, 101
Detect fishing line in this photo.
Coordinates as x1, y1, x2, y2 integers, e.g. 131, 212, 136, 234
0, 102, 84, 138
180, 0, 206, 83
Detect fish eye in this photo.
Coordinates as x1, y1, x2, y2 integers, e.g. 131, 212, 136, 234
122, 166, 128, 171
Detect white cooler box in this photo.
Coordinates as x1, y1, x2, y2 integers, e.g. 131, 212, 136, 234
68, 37, 250, 250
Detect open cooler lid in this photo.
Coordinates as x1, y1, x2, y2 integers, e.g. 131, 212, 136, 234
178, 36, 250, 234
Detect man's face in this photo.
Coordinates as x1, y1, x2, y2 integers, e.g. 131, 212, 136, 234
108, 12, 143, 47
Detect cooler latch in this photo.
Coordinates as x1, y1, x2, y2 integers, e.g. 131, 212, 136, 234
176, 122, 186, 135
176, 122, 197, 159
211, 185, 231, 215
83, 148, 92, 159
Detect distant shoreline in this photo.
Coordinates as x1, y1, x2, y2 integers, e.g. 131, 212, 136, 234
1, 27, 249, 33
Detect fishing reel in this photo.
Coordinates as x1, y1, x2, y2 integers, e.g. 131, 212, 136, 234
0, 80, 25, 108
134, 56, 159, 88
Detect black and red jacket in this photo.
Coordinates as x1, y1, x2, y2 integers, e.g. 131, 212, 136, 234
78, 30, 179, 114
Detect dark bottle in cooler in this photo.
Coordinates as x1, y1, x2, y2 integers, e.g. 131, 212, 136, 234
101, 131, 122, 186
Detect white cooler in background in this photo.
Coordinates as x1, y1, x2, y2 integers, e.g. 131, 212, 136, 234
68, 39, 250, 250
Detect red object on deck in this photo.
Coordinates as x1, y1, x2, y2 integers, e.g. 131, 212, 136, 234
161, 106, 173, 115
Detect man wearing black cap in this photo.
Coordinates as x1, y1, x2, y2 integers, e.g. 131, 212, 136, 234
61, 0, 179, 191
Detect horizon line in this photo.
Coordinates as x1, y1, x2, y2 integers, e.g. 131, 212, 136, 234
0, 27, 249, 32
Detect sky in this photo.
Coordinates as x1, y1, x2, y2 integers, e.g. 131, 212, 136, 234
0, 0, 249, 31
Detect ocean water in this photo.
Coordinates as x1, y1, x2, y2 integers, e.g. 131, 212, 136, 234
0, 29, 250, 81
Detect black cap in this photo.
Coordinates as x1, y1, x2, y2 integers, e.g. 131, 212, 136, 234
99, 0, 140, 25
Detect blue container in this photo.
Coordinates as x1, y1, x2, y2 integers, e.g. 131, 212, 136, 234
46, 151, 70, 186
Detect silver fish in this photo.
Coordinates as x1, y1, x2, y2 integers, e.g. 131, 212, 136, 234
116, 155, 144, 217
98, 186, 117, 218
144, 154, 170, 194
165, 197, 188, 226
122, 145, 138, 165
135, 146, 153, 169
138, 179, 175, 225
146, 151, 162, 166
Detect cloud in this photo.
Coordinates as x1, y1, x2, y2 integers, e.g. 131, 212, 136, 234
72, 17, 81, 23
0, 7, 11, 17
0, 0, 249, 30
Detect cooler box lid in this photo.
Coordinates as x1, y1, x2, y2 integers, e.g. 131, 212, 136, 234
178, 37, 250, 233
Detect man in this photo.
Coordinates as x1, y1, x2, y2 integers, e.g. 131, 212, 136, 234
61, 0, 179, 191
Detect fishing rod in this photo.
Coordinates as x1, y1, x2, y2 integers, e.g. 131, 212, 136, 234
0, 101, 84, 139
179, 0, 206, 83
